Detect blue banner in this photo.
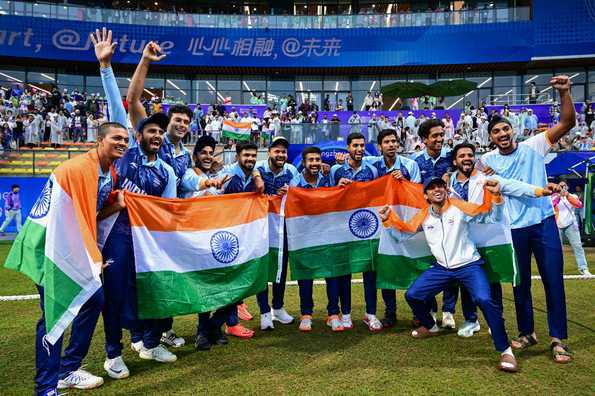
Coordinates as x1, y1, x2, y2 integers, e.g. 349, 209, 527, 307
0, 15, 534, 67
0, 177, 46, 233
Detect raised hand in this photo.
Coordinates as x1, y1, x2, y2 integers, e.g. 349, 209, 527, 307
542, 182, 561, 196
484, 179, 501, 195
550, 75, 571, 94
334, 152, 348, 165
90, 27, 117, 68
142, 42, 166, 63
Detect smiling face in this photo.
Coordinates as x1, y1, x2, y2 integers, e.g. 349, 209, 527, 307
98, 126, 129, 162
167, 112, 190, 141
139, 123, 165, 155
348, 138, 366, 162
268, 145, 288, 169
424, 126, 445, 153
195, 145, 214, 171
238, 148, 257, 172
454, 147, 475, 174
424, 182, 447, 205
303, 152, 322, 176
489, 122, 514, 152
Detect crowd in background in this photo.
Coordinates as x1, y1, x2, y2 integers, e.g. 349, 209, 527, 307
1, 83, 594, 154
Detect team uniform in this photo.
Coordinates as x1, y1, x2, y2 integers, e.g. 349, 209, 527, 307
289, 171, 335, 319
387, 198, 511, 353
255, 160, 300, 315
329, 161, 378, 318
362, 154, 421, 321
414, 149, 454, 314
160, 134, 193, 196
35, 160, 111, 395
481, 132, 567, 342
448, 170, 545, 331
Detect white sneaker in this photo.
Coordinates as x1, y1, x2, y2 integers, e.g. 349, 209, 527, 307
341, 314, 353, 329
161, 329, 186, 348
363, 313, 383, 332
431, 311, 437, 324
457, 320, 481, 338
441, 312, 456, 329
139, 345, 177, 363
103, 356, 129, 379
260, 312, 274, 330
57, 368, 104, 390
580, 269, 592, 277
272, 308, 295, 324
131, 340, 143, 353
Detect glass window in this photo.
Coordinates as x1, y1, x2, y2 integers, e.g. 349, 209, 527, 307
438, 73, 465, 81
218, 90, 241, 105
588, 83, 595, 101
217, 77, 241, 90
554, 68, 586, 84
408, 74, 435, 85
268, 78, 294, 95
242, 77, 266, 92
0, 67, 26, 83
524, 70, 553, 88
493, 71, 520, 87
323, 78, 350, 91
27, 70, 56, 85
295, 77, 322, 91
165, 77, 190, 102
351, 78, 379, 92
463, 72, 493, 87
57, 73, 83, 92
144, 76, 164, 90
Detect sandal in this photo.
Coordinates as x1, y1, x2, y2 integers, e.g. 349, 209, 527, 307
551, 342, 573, 364
498, 353, 519, 373
511, 334, 538, 350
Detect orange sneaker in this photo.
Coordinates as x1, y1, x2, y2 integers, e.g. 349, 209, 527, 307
326, 315, 344, 332
299, 315, 313, 332
225, 324, 254, 339
237, 303, 253, 321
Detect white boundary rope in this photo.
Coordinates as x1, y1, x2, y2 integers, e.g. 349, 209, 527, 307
1, 275, 593, 302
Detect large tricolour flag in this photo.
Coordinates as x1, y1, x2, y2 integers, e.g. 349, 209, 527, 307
4, 150, 103, 344
125, 191, 270, 318
376, 180, 519, 289
284, 176, 395, 280
222, 120, 252, 141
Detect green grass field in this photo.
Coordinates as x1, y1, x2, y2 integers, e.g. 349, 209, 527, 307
1, 241, 594, 395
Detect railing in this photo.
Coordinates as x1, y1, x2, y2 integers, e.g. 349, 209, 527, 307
0, 1, 531, 29
483, 93, 554, 105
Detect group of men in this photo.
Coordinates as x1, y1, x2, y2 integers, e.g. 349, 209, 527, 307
28, 28, 578, 396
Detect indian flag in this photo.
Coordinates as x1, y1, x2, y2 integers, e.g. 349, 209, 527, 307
268, 196, 285, 282
222, 120, 252, 141
4, 150, 103, 344
376, 180, 519, 289
125, 191, 270, 318
284, 176, 395, 280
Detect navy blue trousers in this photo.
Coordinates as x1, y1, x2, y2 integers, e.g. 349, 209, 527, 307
35, 285, 103, 395
405, 261, 510, 352
511, 216, 567, 339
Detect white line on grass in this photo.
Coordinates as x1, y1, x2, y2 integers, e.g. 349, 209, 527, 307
1, 275, 593, 302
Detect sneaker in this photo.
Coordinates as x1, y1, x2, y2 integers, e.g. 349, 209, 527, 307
579, 269, 592, 276
161, 329, 185, 348
299, 315, 313, 332
41, 389, 59, 396
195, 334, 211, 351
260, 312, 274, 331
209, 330, 229, 345
225, 324, 254, 339
441, 312, 456, 330
131, 340, 143, 353
103, 356, 129, 379
457, 320, 481, 338
57, 368, 104, 390
237, 302, 253, 321
326, 315, 344, 332
363, 314, 383, 333
139, 345, 177, 363
341, 314, 353, 329
382, 314, 397, 328
272, 308, 295, 324
411, 325, 440, 338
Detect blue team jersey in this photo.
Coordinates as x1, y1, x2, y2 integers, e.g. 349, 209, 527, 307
329, 160, 378, 186
97, 165, 113, 213
159, 134, 192, 194
363, 155, 421, 182
256, 160, 300, 195
414, 149, 452, 184
220, 163, 257, 194
110, 146, 177, 235
289, 171, 330, 188
481, 132, 554, 229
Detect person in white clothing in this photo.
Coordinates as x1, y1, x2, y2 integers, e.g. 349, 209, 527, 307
379, 177, 518, 373
552, 181, 591, 276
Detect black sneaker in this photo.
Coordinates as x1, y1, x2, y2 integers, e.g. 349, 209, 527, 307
209, 331, 229, 346
194, 334, 211, 351
382, 314, 397, 328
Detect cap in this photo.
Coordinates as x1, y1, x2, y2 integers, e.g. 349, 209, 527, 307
269, 136, 289, 149
136, 112, 169, 134
423, 177, 447, 192
193, 135, 217, 155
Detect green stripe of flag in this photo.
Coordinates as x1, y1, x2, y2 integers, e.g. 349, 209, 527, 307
136, 255, 269, 319
4, 219, 46, 286
222, 130, 251, 141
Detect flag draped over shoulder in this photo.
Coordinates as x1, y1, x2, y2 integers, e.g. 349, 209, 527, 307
284, 176, 398, 280
376, 180, 519, 289
125, 191, 270, 319
4, 150, 103, 344
222, 120, 251, 141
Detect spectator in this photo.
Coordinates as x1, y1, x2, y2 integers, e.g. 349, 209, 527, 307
0, 184, 22, 234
